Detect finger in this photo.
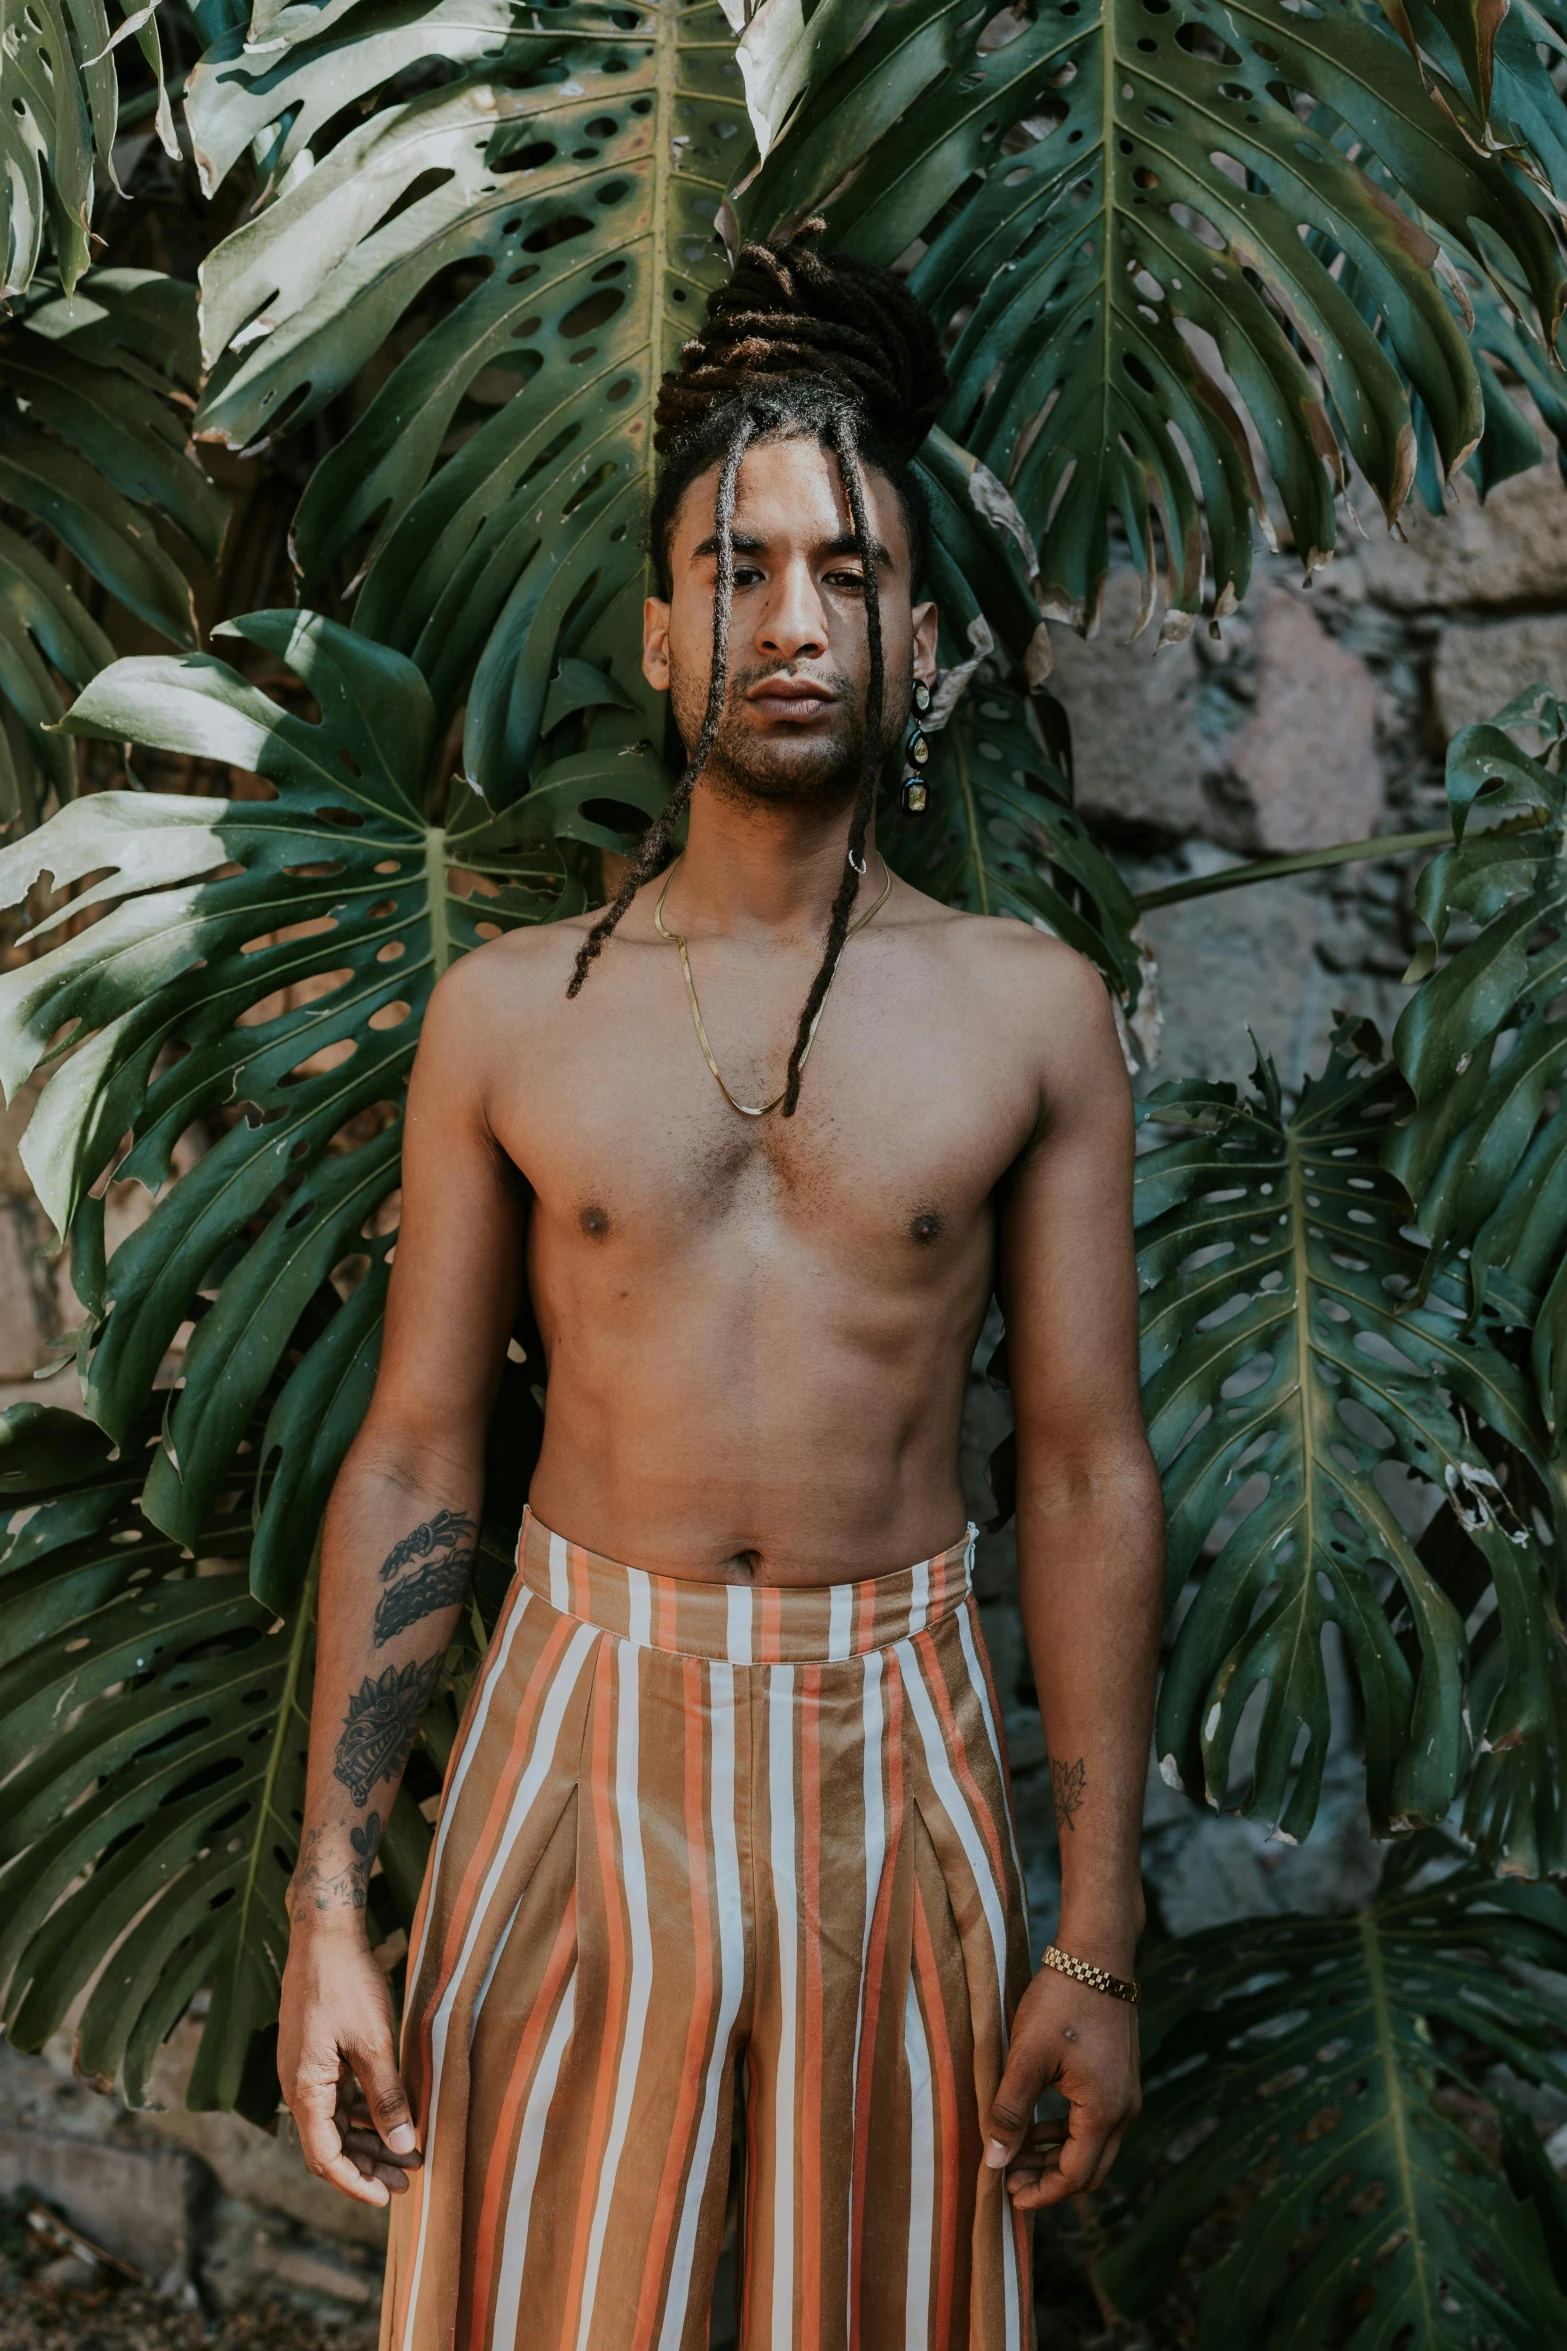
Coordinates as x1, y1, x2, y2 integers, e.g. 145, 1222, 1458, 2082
1087, 2122, 1129, 2192
342, 2126, 422, 2171
985, 2043, 1051, 2170
1024, 2113, 1113, 2210
346, 2033, 420, 2162
289, 2064, 391, 2208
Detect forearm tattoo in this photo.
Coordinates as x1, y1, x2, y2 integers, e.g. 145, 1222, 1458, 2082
373, 1508, 477, 1646
289, 1812, 384, 1916
333, 1653, 444, 1806
1049, 1754, 1087, 1836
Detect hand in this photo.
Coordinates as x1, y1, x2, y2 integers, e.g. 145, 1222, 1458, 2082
985, 1960, 1141, 2209
278, 1919, 423, 2207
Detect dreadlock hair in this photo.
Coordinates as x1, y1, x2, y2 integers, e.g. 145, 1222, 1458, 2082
566, 223, 949, 1117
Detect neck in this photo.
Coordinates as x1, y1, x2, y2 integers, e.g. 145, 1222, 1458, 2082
672, 782, 877, 937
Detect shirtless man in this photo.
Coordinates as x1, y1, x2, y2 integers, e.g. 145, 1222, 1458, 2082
278, 237, 1164, 2350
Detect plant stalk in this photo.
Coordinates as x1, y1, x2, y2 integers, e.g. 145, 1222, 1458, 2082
1135, 828, 1451, 912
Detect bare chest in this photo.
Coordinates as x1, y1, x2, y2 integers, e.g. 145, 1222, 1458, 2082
491, 928, 1037, 1257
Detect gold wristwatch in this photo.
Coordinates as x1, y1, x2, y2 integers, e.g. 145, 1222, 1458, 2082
1039, 1943, 1140, 2005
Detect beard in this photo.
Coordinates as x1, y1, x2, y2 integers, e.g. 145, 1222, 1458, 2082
668, 651, 904, 806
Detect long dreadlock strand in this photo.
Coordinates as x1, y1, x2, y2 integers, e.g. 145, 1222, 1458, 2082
779, 405, 886, 1118
566, 410, 757, 998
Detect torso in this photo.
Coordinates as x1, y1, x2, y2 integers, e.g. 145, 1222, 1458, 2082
470, 876, 1076, 1584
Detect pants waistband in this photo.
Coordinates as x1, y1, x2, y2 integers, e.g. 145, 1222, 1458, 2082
515, 1506, 976, 1664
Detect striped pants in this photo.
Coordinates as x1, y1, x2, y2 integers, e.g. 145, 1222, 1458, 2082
380, 1509, 1033, 2351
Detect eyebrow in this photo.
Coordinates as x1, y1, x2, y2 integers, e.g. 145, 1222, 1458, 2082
690, 529, 895, 570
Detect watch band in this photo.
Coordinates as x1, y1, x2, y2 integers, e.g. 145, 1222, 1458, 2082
1040, 1942, 1140, 2005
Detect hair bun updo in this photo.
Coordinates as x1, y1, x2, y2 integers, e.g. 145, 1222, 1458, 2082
653, 221, 949, 461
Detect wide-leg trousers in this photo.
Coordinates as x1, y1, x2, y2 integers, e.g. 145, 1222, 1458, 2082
379, 1507, 1034, 2351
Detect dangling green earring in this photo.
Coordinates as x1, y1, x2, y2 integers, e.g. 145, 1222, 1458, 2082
901, 677, 932, 813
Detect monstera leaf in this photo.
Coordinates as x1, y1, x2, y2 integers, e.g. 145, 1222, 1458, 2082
1, 0, 180, 299
1386, 698, 1567, 1443
1137, 1021, 1556, 1849
733, 0, 1566, 634
0, 610, 664, 1609
183, 0, 749, 801
0, 1400, 434, 2118
0, 271, 227, 830
1099, 1840, 1567, 2346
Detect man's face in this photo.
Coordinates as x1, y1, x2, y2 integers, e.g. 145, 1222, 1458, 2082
642, 433, 939, 806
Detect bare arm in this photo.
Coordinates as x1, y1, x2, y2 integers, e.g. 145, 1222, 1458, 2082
278, 953, 526, 2204
986, 946, 1165, 2209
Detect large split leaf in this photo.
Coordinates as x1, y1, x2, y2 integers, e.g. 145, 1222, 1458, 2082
0, 272, 227, 830
735, 0, 1566, 634
1137, 1021, 1554, 1846
1386, 699, 1567, 1443
187, 0, 749, 799
0, 1401, 432, 2118
0, 610, 663, 1602
1099, 1840, 1567, 2346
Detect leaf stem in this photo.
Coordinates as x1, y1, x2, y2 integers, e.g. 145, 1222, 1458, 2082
1134, 829, 1450, 912
424, 826, 451, 976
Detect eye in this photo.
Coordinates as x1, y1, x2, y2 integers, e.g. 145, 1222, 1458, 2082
824, 568, 867, 592
732, 563, 764, 587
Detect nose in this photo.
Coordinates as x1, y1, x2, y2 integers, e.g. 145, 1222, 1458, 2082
754, 553, 828, 665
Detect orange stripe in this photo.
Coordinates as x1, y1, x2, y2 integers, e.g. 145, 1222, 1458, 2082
569, 1540, 591, 1624
850, 1664, 903, 2342
799, 1666, 824, 2350
967, 1593, 1016, 1779
759, 1584, 783, 1665
632, 1656, 719, 2342
561, 1641, 630, 2336
416, 1609, 576, 2098
466, 1890, 578, 2340
912, 1885, 960, 2351
856, 1579, 876, 1655
741, 2042, 761, 2329
913, 1625, 1008, 1895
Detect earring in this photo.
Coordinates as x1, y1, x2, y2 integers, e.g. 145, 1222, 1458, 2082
901, 677, 931, 813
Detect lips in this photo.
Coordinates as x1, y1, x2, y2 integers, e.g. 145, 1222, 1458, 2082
746, 679, 837, 721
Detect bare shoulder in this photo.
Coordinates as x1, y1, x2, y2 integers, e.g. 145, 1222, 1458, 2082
415, 916, 590, 1078
898, 890, 1120, 1042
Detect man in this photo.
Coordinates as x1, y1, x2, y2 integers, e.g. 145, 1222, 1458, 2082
278, 235, 1164, 2350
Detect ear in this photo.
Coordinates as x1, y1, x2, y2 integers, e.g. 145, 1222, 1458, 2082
911, 598, 939, 687
643, 595, 671, 692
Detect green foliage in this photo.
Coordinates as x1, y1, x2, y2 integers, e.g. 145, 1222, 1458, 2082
1388, 695, 1567, 1442
1136, 1021, 1560, 1852
0, 271, 225, 830
1100, 1840, 1567, 2346
737, 0, 1566, 633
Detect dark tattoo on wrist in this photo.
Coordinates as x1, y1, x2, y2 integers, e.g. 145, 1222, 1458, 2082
1050, 1754, 1087, 1836
333, 1654, 443, 1806
289, 1812, 383, 1916
373, 1509, 476, 1646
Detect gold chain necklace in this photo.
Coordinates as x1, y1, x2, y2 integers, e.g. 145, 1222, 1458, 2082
653, 853, 893, 1118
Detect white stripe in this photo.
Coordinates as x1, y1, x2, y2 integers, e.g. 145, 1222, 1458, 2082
626, 1564, 652, 1648
549, 1530, 569, 1614
844, 1649, 886, 2339
769, 1666, 797, 2347
828, 1582, 853, 1663
895, 1640, 1021, 2351
907, 1557, 931, 1636
576, 1646, 655, 2351
957, 1599, 1027, 1899
489, 1969, 576, 2341
468, 1886, 524, 2047
403, 1584, 532, 1991
726, 1581, 753, 1666
399, 1616, 597, 2347
903, 1978, 935, 2351
657, 1662, 745, 2351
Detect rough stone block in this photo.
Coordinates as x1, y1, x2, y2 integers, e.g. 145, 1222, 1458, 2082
1212, 588, 1383, 853
1359, 453, 1567, 610
1047, 571, 1211, 839
1433, 614, 1567, 740
0, 2128, 204, 2292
